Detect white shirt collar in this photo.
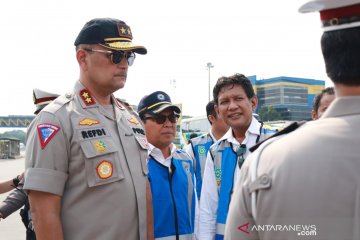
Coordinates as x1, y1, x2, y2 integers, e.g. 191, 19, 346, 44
219, 117, 261, 146
148, 143, 177, 168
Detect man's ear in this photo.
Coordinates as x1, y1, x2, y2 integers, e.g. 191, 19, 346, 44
311, 110, 317, 120
250, 95, 258, 110
76, 49, 88, 71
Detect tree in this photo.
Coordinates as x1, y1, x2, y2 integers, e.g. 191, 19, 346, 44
258, 106, 281, 121
0, 130, 26, 144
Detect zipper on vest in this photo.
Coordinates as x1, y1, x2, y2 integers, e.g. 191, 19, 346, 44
168, 164, 180, 240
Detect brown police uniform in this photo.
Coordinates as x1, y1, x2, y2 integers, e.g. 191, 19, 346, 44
225, 97, 360, 239
24, 81, 149, 239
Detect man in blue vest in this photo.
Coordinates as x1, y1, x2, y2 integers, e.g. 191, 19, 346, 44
138, 91, 198, 240
185, 100, 229, 201
198, 74, 262, 240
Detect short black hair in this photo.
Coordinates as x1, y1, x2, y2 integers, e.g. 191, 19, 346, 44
206, 100, 216, 125
312, 87, 335, 113
321, 27, 360, 85
213, 73, 255, 104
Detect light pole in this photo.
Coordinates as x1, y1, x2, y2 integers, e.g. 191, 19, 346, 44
206, 62, 214, 102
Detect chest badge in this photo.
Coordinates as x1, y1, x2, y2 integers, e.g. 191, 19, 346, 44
79, 118, 99, 126
127, 117, 140, 125
93, 140, 107, 153
96, 160, 113, 179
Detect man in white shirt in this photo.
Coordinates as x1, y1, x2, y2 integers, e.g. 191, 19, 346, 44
138, 91, 198, 240
198, 74, 262, 240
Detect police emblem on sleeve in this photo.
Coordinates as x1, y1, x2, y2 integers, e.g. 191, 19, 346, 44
96, 160, 113, 179
37, 123, 61, 149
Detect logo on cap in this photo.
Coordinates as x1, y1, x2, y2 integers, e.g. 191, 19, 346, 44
157, 93, 165, 101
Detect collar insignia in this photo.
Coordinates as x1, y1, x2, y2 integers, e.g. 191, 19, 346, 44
79, 88, 96, 106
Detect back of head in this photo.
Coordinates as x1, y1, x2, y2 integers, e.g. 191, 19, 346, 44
213, 73, 255, 104
299, 0, 360, 86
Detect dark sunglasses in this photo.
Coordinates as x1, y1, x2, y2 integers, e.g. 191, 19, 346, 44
83, 48, 136, 66
144, 114, 179, 124
236, 144, 247, 168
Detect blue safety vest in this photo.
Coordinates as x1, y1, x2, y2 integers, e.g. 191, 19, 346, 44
189, 133, 214, 200
148, 150, 196, 240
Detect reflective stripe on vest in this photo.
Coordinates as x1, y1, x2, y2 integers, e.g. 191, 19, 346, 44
148, 150, 196, 239
211, 140, 237, 239
190, 134, 214, 200
215, 223, 226, 240
155, 233, 193, 240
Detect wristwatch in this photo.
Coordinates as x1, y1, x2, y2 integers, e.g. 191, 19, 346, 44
12, 175, 20, 187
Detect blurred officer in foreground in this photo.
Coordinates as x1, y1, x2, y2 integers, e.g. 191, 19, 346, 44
225, 1, 360, 239
24, 18, 152, 240
138, 91, 197, 239
311, 86, 335, 120
198, 74, 263, 240
0, 89, 59, 240
185, 100, 229, 200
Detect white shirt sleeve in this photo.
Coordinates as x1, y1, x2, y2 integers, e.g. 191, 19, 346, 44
198, 151, 218, 240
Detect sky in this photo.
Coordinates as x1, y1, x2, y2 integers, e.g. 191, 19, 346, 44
0, 0, 331, 118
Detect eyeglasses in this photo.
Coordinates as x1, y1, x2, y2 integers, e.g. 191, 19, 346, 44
143, 114, 179, 124
236, 144, 247, 168
83, 48, 136, 66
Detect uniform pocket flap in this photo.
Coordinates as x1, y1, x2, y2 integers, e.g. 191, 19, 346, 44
80, 138, 119, 159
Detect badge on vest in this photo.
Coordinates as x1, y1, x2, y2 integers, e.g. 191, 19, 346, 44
96, 160, 113, 179
37, 123, 60, 149
198, 146, 206, 156
215, 167, 222, 187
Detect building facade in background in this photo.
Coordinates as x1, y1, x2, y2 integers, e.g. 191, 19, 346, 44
249, 76, 325, 121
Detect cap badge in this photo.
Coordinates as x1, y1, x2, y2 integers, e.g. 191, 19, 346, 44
157, 94, 165, 101
93, 140, 107, 153
96, 160, 113, 179
37, 123, 61, 149
79, 118, 100, 126
79, 89, 96, 106
117, 23, 133, 39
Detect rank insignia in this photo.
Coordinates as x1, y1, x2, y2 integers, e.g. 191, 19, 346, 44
198, 146, 206, 155
94, 140, 107, 153
79, 88, 96, 106
127, 117, 140, 125
79, 118, 99, 126
96, 160, 113, 179
37, 123, 60, 149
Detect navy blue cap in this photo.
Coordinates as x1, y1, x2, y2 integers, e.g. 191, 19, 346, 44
137, 91, 181, 118
74, 18, 147, 54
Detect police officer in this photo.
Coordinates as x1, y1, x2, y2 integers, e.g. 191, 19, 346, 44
225, 1, 360, 239
138, 91, 197, 240
24, 18, 151, 240
184, 100, 229, 200
198, 74, 263, 240
0, 89, 59, 240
